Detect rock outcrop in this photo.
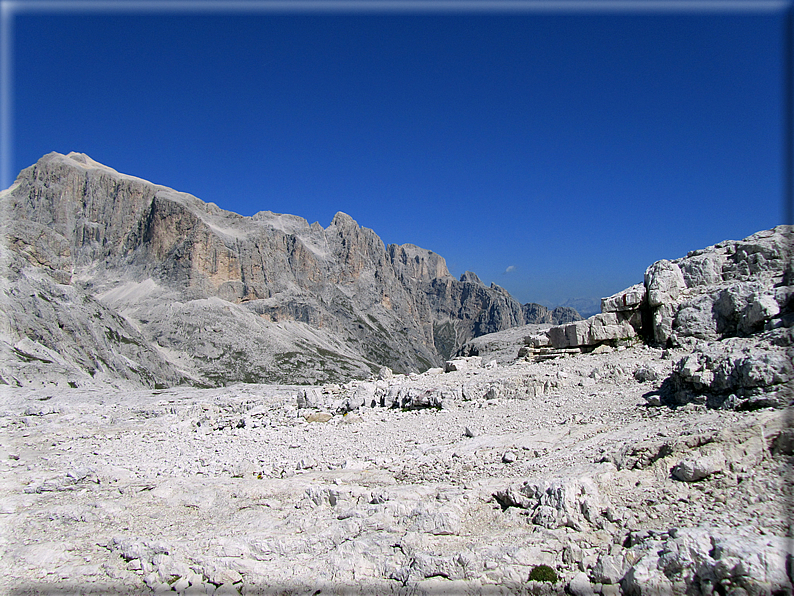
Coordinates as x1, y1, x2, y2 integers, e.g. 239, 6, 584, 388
548, 227, 792, 351
543, 226, 793, 409
1, 152, 533, 387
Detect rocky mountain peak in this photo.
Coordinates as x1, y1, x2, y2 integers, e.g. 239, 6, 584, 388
459, 271, 484, 285
490, 282, 510, 295
388, 243, 452, 284
1, 151, 553, 387
329, 211, 357, 228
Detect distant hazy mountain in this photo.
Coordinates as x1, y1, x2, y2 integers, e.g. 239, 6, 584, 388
1, 152, 576, 388
521, 303, 582, 325
559, 297, 601, 318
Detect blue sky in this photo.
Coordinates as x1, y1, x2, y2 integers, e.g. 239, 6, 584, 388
4, 1, 789, 313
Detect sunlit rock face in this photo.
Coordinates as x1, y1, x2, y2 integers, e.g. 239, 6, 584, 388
0, 151, 530, 387
543, 224, 793, 410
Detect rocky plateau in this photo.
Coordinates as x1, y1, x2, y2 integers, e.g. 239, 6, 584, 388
0, 153, 792, 595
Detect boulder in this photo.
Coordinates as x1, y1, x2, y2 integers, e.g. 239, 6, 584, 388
645, 260, 686, 308
667, 337, 794, 408
569, 572, 596, 596
589, 313, 636, 343
548, 313, 636, 349
493, 475, 609, 530
714, 282, 760, 333
592, 554, 629, 585
304, 412, 333, 423
671, 294, 719, 341
548, 320, 590, 348
671, 456, 723, 482
384, 385, 460, 409
347, 381, 377, 410
525, 332, 551, 348
621, 528, 791, 596
297, 387, 324, 409
679, 251, 726, 287
445, 357, 482, 372
622, 554, 674, 596
641, 227, 792, 345
652, 303, 677, 345
601, 283, 646, 313
740, 292, 780, 333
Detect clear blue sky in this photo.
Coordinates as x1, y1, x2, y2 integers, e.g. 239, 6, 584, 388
5, 1, 789, 313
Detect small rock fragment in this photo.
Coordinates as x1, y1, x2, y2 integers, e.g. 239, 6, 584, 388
671, 457, 721, 482
296, 457, 316, 470
568, 571, 595, 596
305, 412, 333, 423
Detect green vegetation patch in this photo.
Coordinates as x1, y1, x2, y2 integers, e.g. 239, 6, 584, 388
528, 565, 558, 583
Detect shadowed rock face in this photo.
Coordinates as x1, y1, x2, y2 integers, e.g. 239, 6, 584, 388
0, 152, 535, 387
522, 303, 582, 325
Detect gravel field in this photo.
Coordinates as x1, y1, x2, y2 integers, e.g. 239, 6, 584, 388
1, 344, 790, 595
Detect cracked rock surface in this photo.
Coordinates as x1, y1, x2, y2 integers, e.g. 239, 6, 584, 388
1, 344, 790, 595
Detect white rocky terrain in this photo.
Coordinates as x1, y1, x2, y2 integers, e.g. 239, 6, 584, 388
1, 154, 792, 594
1, 347, 790, 595
1, 214, 792, 595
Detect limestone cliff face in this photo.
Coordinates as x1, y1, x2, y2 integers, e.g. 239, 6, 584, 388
387, 245, 526, 358
1, 152, 530, 387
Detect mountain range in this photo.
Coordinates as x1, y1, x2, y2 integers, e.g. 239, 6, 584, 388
0, 151, 579, 388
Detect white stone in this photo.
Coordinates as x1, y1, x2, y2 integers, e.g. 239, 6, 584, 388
297, 387, 323, 409
444, 357, 482, 372
601, 283, 646, 312
592, 554, 627, 584
569, 571, 595, 596
645, 259, 686, 307
672, 455, 722, 482
741, 292, 780, 331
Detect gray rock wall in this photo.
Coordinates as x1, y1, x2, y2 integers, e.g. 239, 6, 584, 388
1, 152, 532, 387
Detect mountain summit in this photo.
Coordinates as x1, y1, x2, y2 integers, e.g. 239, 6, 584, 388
1, 152, 572, 388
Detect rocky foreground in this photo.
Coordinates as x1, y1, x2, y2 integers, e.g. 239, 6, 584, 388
1, 344, 791, 595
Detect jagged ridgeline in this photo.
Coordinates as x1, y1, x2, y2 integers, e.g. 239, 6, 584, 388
0, 152, 580, 388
